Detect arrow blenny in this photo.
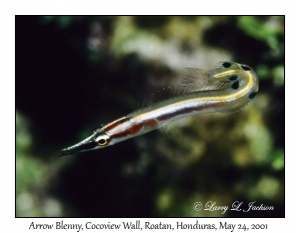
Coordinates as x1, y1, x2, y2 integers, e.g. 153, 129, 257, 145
60, 62, 259, 156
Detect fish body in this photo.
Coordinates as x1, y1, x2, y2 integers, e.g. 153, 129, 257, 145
60, 62, 258, 156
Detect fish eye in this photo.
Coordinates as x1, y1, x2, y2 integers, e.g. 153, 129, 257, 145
222, 62, 231, 68
241, 65, 251, 71
95, 134, 110, 146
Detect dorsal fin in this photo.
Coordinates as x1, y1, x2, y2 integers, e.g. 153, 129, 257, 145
183, 67, 210, 85
130, 65, 238, 115
183, 66, 238, 92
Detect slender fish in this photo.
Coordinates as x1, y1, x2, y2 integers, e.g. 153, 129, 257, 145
60, 62, 259, 156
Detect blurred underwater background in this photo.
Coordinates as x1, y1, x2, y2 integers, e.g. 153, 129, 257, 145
16, 16, 284, 217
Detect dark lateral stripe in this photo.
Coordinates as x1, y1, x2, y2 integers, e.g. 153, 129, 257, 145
104, 117, 128, 131
157, 105, 207, 121
111, 119, 159, 139
157, 107, 193, 121
157, 102, 227, 121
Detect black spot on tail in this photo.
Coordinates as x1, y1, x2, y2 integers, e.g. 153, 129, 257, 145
229, 75, 239, 81
241, 65, 251, 71
231, 81, 239, 90
222, 62, 231, 68
249, 92, 257, 99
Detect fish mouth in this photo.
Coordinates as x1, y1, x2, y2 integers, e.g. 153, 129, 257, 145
59, 135, 98, 156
